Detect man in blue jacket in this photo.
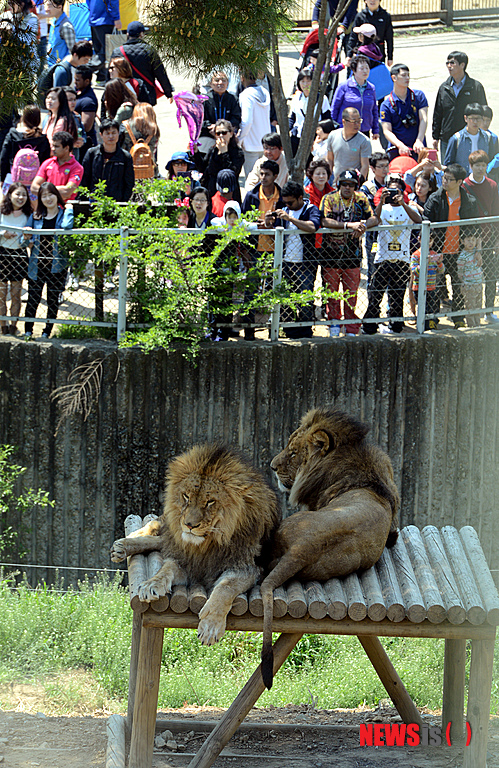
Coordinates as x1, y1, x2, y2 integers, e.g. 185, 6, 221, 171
86, 0, 121, 83
444, 103, 492, 173
265, 181, 321, 339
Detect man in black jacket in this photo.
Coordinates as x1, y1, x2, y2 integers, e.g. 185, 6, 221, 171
82, 119, 135, 202
111, 21, 173, 107
432, 51, 487, 162
424, 163, 478, 328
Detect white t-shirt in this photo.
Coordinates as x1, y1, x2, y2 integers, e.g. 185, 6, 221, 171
283, 204, 306, 263
376, 204, 417, 264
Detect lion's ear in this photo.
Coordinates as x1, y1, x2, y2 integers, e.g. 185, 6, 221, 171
310, 429, 332, 455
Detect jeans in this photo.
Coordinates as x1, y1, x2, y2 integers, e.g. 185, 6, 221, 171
25, 267, 67, 336
364, 260, 411, 333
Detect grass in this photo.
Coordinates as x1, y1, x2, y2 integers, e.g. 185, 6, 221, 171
0, 573, 498, 716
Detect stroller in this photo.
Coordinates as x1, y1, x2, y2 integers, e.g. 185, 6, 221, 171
289, 27, 345, 102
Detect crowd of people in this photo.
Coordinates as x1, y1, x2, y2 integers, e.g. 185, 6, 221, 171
0, 0, 498, 340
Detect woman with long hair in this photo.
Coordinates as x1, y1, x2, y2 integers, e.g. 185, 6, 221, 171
0, 104, 51, 183
122, 102, 160, 173
103, 79, 138, 125
42, 87, 77, 143
0, 182, 32, 335
108, 56, 148, 101
289, 67, 331, 154
24, 181, 73, 339
193, 119, 244, 201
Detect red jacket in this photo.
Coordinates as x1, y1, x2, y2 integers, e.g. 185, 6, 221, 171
305, 181, 332, 247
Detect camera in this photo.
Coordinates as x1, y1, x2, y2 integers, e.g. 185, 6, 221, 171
385, 189, 399, 203
400, 113, 417, 129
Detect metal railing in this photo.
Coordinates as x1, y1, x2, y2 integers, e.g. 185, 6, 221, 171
0, 216, 498, 342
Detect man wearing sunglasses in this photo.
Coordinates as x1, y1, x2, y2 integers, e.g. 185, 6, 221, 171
327, 108, 372, 185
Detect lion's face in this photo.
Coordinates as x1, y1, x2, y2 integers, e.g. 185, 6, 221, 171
270, 427, 313, 493
175, 475, 230, 547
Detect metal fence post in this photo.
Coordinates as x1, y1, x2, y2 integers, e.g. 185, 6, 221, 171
117, 226, 128, 342
416, 219, 431, 335
270, 227, 284, 341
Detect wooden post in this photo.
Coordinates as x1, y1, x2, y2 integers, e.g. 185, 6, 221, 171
128, 625, 164, 768
464, 633, 496, 768
106, 714, 126, 768
442, 638, 466, 742
127, 609, 143, 733
357, 635, 423, 726
187, 632, 304, 768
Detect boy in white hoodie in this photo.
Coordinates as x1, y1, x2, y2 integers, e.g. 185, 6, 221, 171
238, 73, 271, 176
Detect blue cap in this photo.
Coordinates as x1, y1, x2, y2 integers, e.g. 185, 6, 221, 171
127, 21, 148, 37
165, 151, 195, 174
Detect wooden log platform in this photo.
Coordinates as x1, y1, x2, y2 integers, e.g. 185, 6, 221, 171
119, 519, 499, 768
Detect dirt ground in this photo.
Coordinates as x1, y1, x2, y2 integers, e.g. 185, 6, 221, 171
2, 698, 499, 768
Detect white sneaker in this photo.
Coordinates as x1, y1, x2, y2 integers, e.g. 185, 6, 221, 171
329, 324, 341, 337
67, 275, 79, 290
346, 332, 357, 336
104, 279, 116, 291
486, 313, 499, 323
380, 325, 395, 335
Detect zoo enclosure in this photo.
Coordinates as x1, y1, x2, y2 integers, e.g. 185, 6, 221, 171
1, 216, 498, 340
290, 0, 499, 25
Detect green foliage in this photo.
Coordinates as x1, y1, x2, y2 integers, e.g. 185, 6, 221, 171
72, 179, 332, 359
145, 0, 295, 74
0, 18, 36, 117
1, 577, 499, 714
0, 445, 53, 560
55, 317, 117, 341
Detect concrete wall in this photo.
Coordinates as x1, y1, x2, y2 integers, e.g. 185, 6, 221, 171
1, 330, 498, 581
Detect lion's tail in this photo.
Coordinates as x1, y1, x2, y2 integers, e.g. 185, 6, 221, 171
261, 578, 275, 690
260, 555, 302, 689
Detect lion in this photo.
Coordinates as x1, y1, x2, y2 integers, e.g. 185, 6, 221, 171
260, 407, 400, 689
111, 443, 280, 646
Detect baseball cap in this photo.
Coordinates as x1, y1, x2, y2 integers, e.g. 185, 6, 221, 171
353, 23, 377, 38
216, 169, 237, 196
337, 170, 359, 187
127, 21, 149, 36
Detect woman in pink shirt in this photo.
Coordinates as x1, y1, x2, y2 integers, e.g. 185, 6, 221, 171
43, 87, 77, 144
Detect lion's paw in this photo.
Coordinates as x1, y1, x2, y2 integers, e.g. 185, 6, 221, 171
110, 539, 128, 563
197, 606, 226, 645
137, 576, 171, 603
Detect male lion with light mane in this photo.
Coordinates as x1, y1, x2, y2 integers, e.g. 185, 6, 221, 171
111, 444, 280, 646
260, 407, 399, 689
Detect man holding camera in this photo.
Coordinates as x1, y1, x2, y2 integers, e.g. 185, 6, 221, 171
379, 63, 428, 162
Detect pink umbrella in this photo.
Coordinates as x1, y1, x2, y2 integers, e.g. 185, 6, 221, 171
173, 91, 209, 154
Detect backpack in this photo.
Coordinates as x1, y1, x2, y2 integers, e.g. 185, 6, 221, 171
124, 122, 155, 180
36, 60, 72, 104
11, 147, 40, 187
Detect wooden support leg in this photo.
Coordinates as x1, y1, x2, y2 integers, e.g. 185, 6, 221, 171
187, 632, 304, 768
127, 610, 143, 734
129, 625, 164, 768
463, 633, 496, 768
357, 635, 423, 727
442, 638, 466, 743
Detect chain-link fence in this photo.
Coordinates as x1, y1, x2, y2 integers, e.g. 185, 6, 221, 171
1, 216, 498, 341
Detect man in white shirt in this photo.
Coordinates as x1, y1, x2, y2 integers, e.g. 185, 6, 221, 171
327, 108, 371, 183
243, 133, 288, 193
238, 73, 271, 176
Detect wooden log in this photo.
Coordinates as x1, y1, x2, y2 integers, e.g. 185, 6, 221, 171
286, 580, 308, 618
127, 609, 142, 733
389, 535, 426, 623
422, 526, 465, 625
129, 625, 164, 768
143, 609, 496, 641
464, 633, 496, 768
343, 573, 367, 621
106, 714, 126, 768
150, 595, 170, 613
442, 638, 466, 743
460, 526, 499, 626
304, 582, 327, 620
146, 550, 164, 580
231, 593, 248, 616
324, 578, 347, 620
359, 567, 386, 622
125, 515, 150, 614
401, 526, 446, 624
272, 586, 288, 618
358, 636, 423, 727
186, 632, 303, 768
248, 585, 263, 617
376, 549, 405, 622
189, 585, 207, 614
170, 584, 189, 613
441, 526, 486, 626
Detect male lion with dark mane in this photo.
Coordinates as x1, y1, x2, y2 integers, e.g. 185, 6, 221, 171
260, 407, 399, 689
111, 444, 280, 646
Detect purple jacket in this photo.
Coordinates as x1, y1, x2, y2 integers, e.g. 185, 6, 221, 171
331, 77, 379, 135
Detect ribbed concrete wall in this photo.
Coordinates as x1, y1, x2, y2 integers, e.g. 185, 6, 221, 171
1, 331, 498, 581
